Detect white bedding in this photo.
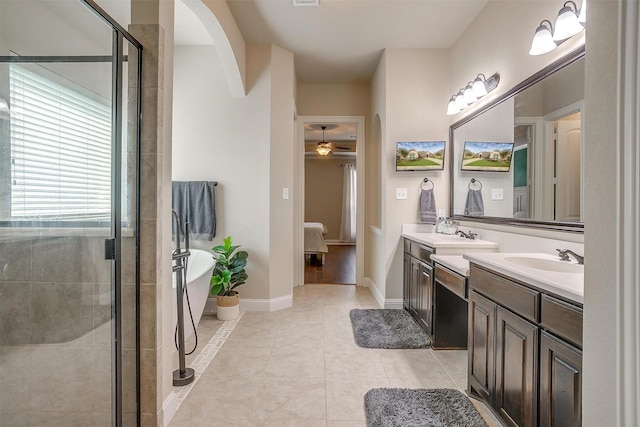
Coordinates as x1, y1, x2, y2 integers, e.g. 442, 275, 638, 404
304, 222, 328, 254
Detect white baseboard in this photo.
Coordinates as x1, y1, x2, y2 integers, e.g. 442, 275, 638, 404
163, 391, 177, 427
239, 293, 293, 312
325, 240, 356, 246
362, 277, 403, 309
384, 298, 404, 309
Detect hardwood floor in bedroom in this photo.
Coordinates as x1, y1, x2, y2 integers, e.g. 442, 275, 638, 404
305, 245, 356, 285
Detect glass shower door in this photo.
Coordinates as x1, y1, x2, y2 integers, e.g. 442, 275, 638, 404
0, 1, 142, 425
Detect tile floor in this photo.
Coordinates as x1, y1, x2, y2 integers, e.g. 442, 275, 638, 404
169, 285, 503, 426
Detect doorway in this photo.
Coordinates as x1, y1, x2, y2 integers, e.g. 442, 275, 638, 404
296, 116, 364, 286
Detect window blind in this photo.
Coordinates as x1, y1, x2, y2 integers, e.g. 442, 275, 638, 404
9, 64, 112, 221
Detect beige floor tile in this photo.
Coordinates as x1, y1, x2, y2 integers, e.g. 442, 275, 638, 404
378, 349, 446, 379
205, 345, 271, 378
327, 421, 367, 427
255, 419, 327, 427
264, 346, 325, 378
222, 324, 277, 350
325, 349, 387, 379
170, 375, 261, 425
432, 349, 468, 375
252, 376, 326, 420
388, 375, 458, 390
326, 376, 390, 421
470, 396, 504, 427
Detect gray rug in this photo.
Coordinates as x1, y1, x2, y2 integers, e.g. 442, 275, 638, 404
364, 388, 488, 427
349, 309, 431, 349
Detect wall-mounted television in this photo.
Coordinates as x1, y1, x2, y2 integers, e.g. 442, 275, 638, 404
461, 141, 514, 172
396, 141, 446, 171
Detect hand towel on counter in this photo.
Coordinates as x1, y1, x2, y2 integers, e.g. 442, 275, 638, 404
420, 189, 437, 224
464, 189, 484, 216
172, 181, 217, 240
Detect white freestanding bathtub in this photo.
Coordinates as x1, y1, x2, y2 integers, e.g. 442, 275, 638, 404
172, 248, 215, 340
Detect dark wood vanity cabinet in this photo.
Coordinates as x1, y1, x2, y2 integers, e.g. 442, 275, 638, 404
468, 264, 583, 427
403, 239, 433, 336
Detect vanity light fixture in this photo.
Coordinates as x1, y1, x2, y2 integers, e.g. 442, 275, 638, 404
529, 0, 585, 55
463, 82, 477, 105
446, 73, 500, 115
529, 20, 557, 55
446, 96, 461, 115
553, 1, 584, 40
0, 97, 9, 120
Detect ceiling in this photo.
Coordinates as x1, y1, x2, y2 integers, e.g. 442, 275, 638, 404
174, 0, 488, 83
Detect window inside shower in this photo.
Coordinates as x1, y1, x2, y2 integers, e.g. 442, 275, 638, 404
0, 1, 142, 426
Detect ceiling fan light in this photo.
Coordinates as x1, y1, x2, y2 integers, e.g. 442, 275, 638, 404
472, 75, 488, 98
447, 96, 460, 115
316, 145, 331, 156
553, 1, 584, 41
529, 21, 557, 55
0, 98, 8, 112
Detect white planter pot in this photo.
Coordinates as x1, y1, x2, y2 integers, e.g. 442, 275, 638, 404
216, 294, 239, 321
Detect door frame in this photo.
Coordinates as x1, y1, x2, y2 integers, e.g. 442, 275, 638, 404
295, 116, 365, 286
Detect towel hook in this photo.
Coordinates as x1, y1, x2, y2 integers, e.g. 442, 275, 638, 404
469, 178, 483, 190
420, 178, 434, 190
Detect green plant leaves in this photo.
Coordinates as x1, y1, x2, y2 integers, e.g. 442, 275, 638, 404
210, 236, 248, 296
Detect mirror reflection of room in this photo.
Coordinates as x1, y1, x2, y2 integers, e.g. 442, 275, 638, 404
452, 56, 584, 224
304, 123, 357, 285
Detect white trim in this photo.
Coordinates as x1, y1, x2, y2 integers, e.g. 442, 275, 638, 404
384, 299, 404, 309
368, 225, 383, 236
297, 116, 366, 287
325, 240, 356, 245
364, 277, 386, 308
239, 294, 293, 312
162, 391, 177, 427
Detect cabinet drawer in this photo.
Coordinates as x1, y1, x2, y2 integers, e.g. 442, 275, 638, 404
409, 242, 433, 263
470, 264, 540, 323
404, 238, 411, 253
435, 265, 466, 299
541, 295, 583, 348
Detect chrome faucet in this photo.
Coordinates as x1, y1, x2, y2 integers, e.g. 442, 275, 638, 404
456, 230, 478, 240
556, 249, 584, 265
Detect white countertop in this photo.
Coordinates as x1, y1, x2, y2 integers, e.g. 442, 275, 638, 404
463, 252, 584, 304
431, 255, 470, 276
402, 232, 499, 252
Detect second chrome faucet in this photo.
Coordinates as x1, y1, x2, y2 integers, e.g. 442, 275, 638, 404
556, 249, 584, 265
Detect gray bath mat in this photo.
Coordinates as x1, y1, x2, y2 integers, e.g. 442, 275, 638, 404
364, 388, 488, 427
349, 309, 430, 349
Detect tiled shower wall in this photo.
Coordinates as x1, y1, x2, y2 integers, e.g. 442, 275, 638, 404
0, 235, 137, 426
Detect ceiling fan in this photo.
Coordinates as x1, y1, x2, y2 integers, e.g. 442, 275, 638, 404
308, 125, 352, 156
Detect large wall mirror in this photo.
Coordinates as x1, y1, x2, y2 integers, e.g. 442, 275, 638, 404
449, 46, 585, 232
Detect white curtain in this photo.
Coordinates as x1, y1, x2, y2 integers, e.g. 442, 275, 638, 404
339, 163, 357, 243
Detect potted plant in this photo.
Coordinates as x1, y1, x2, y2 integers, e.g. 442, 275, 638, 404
210, 236, 248, 320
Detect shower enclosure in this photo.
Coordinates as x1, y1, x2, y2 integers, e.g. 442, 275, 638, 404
0, 0, 142, 425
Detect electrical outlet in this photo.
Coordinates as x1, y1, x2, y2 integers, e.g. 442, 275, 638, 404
491, 188, 504, 200
396, 188, 408, 200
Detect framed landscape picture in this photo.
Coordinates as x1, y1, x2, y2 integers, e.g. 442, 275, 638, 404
461, 141, 514, 172
395, 141, 446, 171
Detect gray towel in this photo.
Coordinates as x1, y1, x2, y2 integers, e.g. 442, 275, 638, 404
172, 181, 217, 241
464, 189, 484, 216
420, 189, 437, 224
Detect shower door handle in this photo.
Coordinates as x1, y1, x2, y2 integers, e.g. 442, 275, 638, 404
104, 238, 116, 260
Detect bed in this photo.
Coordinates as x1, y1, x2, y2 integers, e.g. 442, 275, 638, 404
304, 222, 328, 265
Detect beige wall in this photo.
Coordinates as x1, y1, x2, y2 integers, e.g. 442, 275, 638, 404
304, 158, 355, 241
371, 48, 451, 303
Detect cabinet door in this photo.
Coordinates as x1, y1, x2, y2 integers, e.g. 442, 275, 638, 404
409, 257, 421, 317
403, 253, 410, 310
418, 261, 433, 335
540, 330, 582, 427
468, 290, 496, 404
495, 306, 539, 427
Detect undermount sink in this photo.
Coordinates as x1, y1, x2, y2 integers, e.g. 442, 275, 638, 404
503, 256, 584, 274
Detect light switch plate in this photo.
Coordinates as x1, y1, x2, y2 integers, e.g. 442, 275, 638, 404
396, 188, 408, 200
282, 188, 289, 199
491, 188, 504, 200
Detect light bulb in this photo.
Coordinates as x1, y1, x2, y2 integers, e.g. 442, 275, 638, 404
454, 91, 466, 110
553, 1, 584, 41
447, 96, 460, 115
472, 76, 488, 98
463, 83, 477, 105
578, 0, 586, 23
529, 21, 557, 55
